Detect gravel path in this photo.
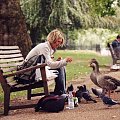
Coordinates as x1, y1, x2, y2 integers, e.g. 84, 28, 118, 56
0, 69, 120, 120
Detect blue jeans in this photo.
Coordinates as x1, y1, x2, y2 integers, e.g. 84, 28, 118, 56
54, 67, 66, 95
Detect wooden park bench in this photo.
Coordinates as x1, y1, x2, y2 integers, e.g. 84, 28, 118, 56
107, 43, 120, 65
0, 46, 54, 115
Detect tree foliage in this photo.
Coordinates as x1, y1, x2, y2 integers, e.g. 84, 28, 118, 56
88, 0, 116, 17
48, 0, 71, 28
0, 0, 32, 57
20, 0, 120, 44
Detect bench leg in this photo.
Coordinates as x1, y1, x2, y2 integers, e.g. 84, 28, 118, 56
43, 81, 49, 95
27, 89, 31, 100
4, 89, 10, 115
113, 59, 117, 65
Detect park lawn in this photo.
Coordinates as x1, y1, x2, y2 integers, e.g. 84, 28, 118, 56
54, 50, 112, 81
0, 50, 112, 102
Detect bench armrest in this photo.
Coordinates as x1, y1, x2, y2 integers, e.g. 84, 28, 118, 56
3, 63, 47, 78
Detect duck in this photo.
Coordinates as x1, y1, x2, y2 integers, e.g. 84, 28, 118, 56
89, 58, 102, 88
89, 58, 120, 97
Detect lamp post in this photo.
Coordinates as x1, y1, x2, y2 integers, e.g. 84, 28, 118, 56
63, 22, 72, 49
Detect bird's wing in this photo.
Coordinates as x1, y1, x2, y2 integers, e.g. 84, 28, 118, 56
104, 75, 120, 86
103, 96, 112, 103
91, 88, 102, 96
97, 75, 117, 89
91, 88, 99, 96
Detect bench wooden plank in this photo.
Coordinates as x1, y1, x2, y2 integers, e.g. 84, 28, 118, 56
0, 57, 24, 63
0, 54, 23, 59
0, 61, 23, 68
2, 67, 17, 73
108, 43, 120, 65
0, 50, 21, 54
0, 46, 19, 49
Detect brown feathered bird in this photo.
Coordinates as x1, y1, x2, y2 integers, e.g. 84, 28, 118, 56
89, 58, 102, 88
89, 58, 120, 97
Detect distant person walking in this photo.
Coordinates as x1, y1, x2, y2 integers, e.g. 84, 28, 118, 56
112, 35, 120, 58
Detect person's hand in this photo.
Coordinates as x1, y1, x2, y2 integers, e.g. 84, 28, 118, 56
66, 57, 72, 63
51, 55, 54, 59
56, 56, 62, 61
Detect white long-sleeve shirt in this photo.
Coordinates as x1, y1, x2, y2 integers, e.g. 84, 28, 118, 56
25, 41, 67, 69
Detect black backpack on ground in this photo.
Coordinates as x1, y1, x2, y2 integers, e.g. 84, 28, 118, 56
14, 54, 45, 84
35, 94, 66, 113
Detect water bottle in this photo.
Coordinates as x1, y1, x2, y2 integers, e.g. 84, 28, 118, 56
72, 91, 78, 107
68, 91, 74, 109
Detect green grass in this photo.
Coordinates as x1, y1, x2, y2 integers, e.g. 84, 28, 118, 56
0, 50, 112, 102
54, 50, 112, 81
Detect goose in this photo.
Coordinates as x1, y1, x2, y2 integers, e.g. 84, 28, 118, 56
89, 58, 102, 88
89, 58, 120, 97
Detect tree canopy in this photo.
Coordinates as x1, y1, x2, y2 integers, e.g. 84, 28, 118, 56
20, 0, 120, 44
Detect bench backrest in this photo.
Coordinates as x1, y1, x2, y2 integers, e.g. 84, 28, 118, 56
0, 46, 24, 75
108, 43, 118, 59
107, 43, 120, 65
0, 46, 49, 115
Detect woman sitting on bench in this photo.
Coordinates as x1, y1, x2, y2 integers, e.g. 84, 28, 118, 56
25, 29, 72, 96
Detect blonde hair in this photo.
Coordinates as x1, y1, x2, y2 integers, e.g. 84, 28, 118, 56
47, 29, 65, 46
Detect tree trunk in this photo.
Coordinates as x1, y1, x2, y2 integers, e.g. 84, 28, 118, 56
0, 0, 32, 57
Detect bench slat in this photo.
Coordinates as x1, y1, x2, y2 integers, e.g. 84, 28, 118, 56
0, 46, 19, 49
0, 50, 21, 54
3, 67, 17, 73
0, 61, 23, 68
108, 43, 120, 65
0, 57, 24, 63
0, 53, 23, 59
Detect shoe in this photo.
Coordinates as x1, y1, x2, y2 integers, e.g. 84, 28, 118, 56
111, 64, 120, 70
